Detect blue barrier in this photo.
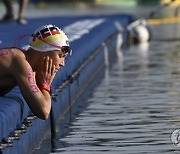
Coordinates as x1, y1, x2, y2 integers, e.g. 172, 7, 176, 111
0, 14, 135, 153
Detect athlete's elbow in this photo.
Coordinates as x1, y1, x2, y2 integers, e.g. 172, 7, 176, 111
42, 116, 49, 120
38, 113, 49, 120
38, 108, 50, 120
41, 112, 50, 120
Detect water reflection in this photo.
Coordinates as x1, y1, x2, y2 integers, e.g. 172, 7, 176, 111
48, 40, 180, 153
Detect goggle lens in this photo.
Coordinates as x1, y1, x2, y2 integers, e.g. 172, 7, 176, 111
61, 46, 72, 55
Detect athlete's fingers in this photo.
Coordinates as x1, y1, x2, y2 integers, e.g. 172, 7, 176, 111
48, 58, 53, 75
51, 64, 56, 76
45, 56, 49, 76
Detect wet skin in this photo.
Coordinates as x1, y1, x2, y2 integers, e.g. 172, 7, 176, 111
0, 47, 67, 119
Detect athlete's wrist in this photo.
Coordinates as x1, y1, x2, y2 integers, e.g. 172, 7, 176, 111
39, 84, 50, 93
41, 78, 51, 85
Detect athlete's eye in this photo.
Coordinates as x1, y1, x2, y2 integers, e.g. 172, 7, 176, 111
59, 53, 67, 58
59, 54, 62, 58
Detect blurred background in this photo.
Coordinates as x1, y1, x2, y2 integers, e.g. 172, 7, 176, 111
0, 0, 180, 19
1, 0, 180, 153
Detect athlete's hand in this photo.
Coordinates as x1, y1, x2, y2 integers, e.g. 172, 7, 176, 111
36, 56, 56, 86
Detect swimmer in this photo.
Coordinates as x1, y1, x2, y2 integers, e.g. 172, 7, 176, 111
0, 24, 71, 120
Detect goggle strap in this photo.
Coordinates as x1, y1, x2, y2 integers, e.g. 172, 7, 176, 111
14, 34, 72, 55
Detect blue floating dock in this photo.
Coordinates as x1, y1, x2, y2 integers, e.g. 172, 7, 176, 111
0, 14, 135, 153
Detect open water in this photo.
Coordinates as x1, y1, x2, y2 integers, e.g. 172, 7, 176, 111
44, 21, 180, 153
25, 3, 180, 154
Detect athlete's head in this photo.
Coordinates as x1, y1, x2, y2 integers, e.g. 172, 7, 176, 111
29, 24, 72, 55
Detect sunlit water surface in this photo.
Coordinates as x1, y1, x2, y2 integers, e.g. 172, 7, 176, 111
46, 35, 180, 154
29, 5, 180, 153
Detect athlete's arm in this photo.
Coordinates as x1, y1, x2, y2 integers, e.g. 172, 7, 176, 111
11, 55, 55, 120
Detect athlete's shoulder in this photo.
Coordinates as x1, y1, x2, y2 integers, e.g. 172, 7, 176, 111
9, 48, 30, 75
5, 47, 26, 68
0, 47, 24, 57
0, 48, 17, 67
9, 47, 26, 60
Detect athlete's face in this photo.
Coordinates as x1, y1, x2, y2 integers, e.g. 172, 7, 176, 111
47, 50, 68, 73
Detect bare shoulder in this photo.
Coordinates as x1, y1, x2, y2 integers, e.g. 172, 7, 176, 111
0, 47, 24, 60
11, 48, 26, 62
10, 48, 30, 73
0, 48, 29, 73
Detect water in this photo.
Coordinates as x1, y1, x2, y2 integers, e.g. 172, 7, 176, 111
48, 35, 180, 153
24, 3, 180, 154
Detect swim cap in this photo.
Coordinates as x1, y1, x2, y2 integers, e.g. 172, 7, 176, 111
29, 24, 70, 52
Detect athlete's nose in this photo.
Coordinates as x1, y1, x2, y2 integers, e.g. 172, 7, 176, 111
59, 60, 65, 67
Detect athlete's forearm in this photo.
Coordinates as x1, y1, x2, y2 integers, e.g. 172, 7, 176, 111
38, 89, 51, 119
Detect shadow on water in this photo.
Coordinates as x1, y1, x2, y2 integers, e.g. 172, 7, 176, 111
46, 37, 180, 153
31, 2, 180, 154
33, 39, 180, 154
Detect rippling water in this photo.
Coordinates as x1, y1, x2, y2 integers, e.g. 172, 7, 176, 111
48, 38, 180, 153
18, 2, 180, 152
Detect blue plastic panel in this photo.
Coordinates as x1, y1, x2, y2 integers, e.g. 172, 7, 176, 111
0, 14, 135, 153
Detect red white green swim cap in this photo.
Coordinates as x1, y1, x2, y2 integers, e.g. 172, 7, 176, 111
29, 24, 69, 52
